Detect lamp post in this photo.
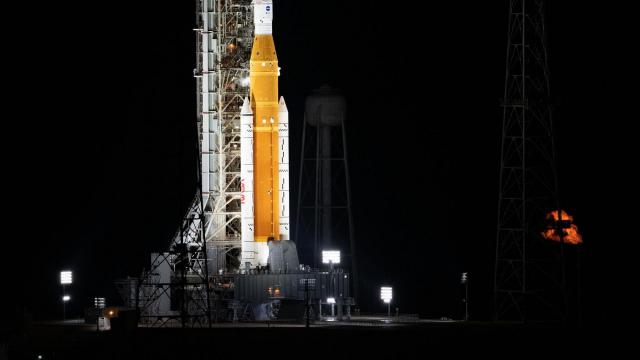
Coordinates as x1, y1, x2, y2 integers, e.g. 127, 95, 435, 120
94, 297, 105, 331
60, 271, 72, 321
327, 297, 336, 317
461, 272, 469, 321
301, 278, 316, 328
322, 250, 340, 318
62, 295, 70, 320
380, 286, 392, 317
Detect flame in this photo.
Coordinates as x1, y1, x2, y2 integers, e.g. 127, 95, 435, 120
541, 210, 583, 245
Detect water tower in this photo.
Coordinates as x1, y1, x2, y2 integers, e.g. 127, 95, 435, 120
295, 85, 357, 298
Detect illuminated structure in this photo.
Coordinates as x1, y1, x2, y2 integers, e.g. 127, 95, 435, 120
240, 0, 291, 267
60, 270, 72, 320
117, 0, 255, 327
197, 0, 254, 272
380, 286, 392, 317
116, 0, 352, 326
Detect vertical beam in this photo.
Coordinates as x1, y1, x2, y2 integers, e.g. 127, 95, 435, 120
341, 112, 359, 304
313, 107, 322, 268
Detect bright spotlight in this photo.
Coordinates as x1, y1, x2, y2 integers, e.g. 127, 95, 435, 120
240, 77, 250, 87
322, 250, 340, 264
380, 286, 393, 303
461, 272, 468, 284
327, 297, 336, 304
62, 295, 71, 302
60, 271, 72, 285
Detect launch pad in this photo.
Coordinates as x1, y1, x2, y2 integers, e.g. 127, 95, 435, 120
20, 318, 602, 360
115, 0, 354, 326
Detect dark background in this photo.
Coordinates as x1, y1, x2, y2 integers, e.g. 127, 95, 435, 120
9, 1, 632, 324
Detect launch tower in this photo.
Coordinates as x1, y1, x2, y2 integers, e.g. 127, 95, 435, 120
197, 0, 254, 272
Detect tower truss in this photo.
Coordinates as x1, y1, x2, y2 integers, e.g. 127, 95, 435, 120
494, 0, 567, 322
196, 0, 253, 271
133, 199, 212, 327
116, 0, 254, 327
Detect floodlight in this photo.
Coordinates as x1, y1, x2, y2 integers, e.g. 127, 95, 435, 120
322, 250, 340, 264
94, 297, 106, 309
60, 271, 72, 285
380, 286, 393, 303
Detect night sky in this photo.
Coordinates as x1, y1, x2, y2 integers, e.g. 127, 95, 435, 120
11, 1, 632, 323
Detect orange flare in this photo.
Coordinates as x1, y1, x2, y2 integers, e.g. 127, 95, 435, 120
541, 210, 583, 245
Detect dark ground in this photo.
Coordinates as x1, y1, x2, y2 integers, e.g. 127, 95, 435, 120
3, 318, 630, 359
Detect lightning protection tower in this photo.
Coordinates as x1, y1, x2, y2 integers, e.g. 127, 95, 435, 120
494, 0, 568, 322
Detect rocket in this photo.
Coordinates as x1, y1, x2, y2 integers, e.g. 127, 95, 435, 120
241, 0, 289, 268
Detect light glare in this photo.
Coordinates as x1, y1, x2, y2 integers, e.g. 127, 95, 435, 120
322, 250, 341, 264
380, 286, 393, 302
60, 271, 72, 285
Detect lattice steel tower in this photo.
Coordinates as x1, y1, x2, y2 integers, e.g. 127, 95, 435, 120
115, 0, 255, 327
494, 0, 567, 322
196, 0, 254, 272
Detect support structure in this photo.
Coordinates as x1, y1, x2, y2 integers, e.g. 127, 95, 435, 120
133, 198, 212, 327
295, 86, 358, 302
117, 1, 354, 325
493, 0, 567, 322
196, 0, 254, 272
116, 0, 253, 327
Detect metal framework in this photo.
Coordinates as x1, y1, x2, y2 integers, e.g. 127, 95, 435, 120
494, 0, 567, 322
196, 0, 253, 272
295, 87, 359, 302
117, 1, 356, 325
115, 0, 254, 327
135, 199, 212, 327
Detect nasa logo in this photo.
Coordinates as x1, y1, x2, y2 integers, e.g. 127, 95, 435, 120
266, 5, 271, 12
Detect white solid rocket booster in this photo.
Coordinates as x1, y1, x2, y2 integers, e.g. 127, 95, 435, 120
278, 96, 290, 240
240, 97, 255, 268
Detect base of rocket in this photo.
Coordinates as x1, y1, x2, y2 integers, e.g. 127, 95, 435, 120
240, 95, 290, 268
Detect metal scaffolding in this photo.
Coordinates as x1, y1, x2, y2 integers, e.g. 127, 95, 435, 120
196, 0, 254, 272
493, 0, 568, 322
117, 1, 355, 325
142, 200, 212, 327
116, 0, 254, 327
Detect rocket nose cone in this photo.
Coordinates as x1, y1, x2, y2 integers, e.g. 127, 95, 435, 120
278, 96, 287, 112
241, 97, 253, 114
